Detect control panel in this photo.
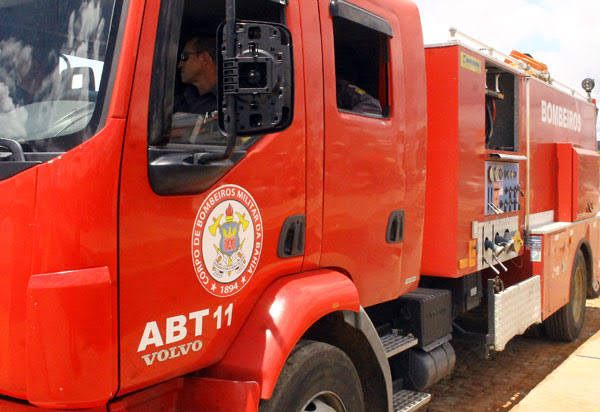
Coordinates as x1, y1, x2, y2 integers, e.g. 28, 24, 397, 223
485, 161, 520, 215
472, 216, 523, 271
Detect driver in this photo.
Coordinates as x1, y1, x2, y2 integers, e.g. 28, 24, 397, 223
171, 35, 224, 144
174, 35, 217, 115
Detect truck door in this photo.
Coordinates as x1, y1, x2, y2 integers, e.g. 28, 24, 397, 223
116, 0, 307, 394
317, 0, 410, 306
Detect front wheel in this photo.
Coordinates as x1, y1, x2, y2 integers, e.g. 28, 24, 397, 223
259, 340, 364, 412
545, 250, 587, 341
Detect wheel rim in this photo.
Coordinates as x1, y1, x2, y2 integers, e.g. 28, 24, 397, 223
302, 391, 346, 412
572, 265, 585, 324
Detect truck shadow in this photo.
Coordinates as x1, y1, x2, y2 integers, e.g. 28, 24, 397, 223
427, 300, 600, 412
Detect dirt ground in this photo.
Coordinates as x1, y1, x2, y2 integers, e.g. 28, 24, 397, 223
427, 298, 600, 412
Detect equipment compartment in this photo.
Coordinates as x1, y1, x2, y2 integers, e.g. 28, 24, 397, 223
485, 63, 519, 152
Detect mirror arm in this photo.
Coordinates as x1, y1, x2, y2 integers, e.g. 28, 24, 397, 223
199, 0, 237, 165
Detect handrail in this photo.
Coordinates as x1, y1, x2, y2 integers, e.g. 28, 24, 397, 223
449, 27, 591, 103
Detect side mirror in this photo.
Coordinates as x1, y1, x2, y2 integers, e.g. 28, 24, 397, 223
217, 21, 294, 136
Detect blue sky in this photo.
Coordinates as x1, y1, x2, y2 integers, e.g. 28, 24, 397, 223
414, 0, 599, 138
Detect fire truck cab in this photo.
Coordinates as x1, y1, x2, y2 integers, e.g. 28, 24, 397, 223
0, 0, 597, 411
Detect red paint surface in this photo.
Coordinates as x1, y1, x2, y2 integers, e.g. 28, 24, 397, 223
0, 402, 105, 412
178, 377, 260, 412
0, 0, 138, 402
556, 143, 574, 221
117, 0, 308, 395
530, 219, 600, 319
423, 44, 490, 277
318, 0, 427, 306
422, 43, 598, 278
26, 267, 117, 409
0, 167, 37, 397
572, 147, 600, 221
422, 46, 461, 276
108, 377, 258, 412
0, 116, 125, 401
109, 379, 182, 412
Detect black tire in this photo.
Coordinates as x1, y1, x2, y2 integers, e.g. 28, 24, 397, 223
544, 250, 587, 341
259, 340, 364, 412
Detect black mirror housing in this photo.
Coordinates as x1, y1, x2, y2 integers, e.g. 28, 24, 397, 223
217, 20, 294, 136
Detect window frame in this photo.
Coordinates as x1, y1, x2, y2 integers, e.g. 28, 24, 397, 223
330, 0, 392, 118
146, 0, 288, 196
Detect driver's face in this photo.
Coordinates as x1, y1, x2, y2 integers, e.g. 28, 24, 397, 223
179, 41, 208, 85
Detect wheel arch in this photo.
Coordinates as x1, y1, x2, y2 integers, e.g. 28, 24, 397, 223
202, 269, 363, 400
576, 237, 597, 297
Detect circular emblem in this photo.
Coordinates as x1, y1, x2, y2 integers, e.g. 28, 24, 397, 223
191, 185, 263, 297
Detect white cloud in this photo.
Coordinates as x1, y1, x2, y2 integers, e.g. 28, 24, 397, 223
68, 0, 106, 59
415, 0, 600, 139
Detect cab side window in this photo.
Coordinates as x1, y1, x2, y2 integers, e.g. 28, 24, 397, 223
149, 0, 283, 148
147, 0, 287, 195
332, 16, 390, 117
171, 34, 221, 145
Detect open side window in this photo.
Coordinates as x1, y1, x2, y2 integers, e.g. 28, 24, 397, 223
147, 0, 287, 196
330, 0, 391, 117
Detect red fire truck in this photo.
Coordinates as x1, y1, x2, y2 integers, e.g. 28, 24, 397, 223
0, 0, 598, 411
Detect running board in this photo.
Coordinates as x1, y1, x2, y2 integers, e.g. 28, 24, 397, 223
393, 390, 431, 412
381, 332, 419, 358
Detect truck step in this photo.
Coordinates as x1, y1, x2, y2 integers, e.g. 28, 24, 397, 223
381, 332, 418, 358
393, 389, 431, 412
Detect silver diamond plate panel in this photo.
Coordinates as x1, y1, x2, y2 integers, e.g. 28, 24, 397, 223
493, 275, 542, 351
393, 390, 431, 412
381, 333, 418, 358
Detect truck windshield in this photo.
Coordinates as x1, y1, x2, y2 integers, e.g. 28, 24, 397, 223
0, 0, 120, 152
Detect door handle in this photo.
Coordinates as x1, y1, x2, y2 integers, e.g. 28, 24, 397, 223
278, 215, 306, 258
386, 210, 404, 243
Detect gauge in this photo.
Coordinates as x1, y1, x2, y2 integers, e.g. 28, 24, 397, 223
488, 166, 496, 182
495, 167, 503, 182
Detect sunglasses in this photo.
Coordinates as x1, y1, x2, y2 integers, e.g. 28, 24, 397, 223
179, 51, 203, 62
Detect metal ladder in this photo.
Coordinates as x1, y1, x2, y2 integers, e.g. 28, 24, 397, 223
379, 330, 432, 412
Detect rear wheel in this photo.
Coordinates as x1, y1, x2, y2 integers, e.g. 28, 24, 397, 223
545, 250, 587, 341
259, 340, 364, 412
